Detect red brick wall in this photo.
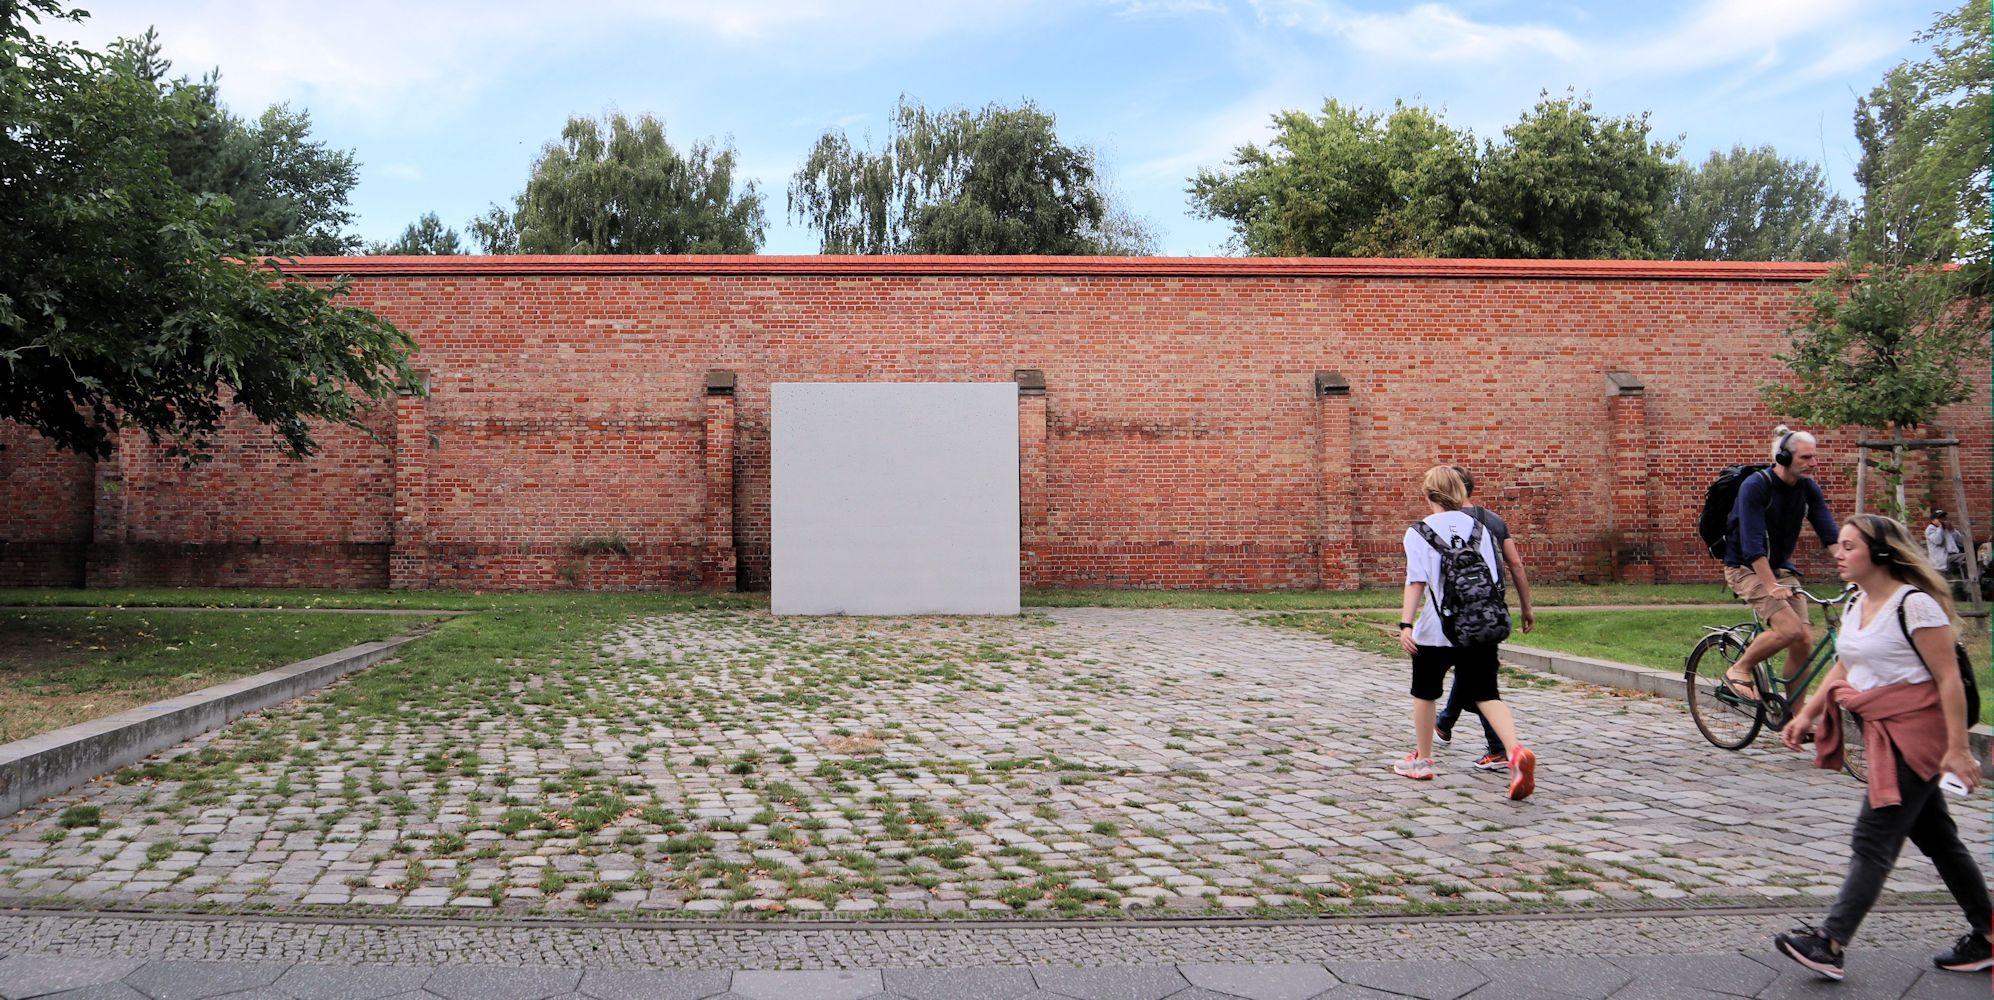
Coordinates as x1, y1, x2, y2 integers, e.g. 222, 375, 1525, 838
0, 425, 93, 586
4, 256, 1987, 592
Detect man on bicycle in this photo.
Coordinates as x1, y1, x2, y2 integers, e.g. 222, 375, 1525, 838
1721, 425, 1840, 716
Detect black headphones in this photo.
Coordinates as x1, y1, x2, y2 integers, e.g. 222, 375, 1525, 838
1774, 430, 1797, 467
1858, 515, 1896, 566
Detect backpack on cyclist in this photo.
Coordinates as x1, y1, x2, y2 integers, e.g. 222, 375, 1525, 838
1697, 464, 1772, 559
1896, 589, 1981, 726
1414, 520, 1512, 646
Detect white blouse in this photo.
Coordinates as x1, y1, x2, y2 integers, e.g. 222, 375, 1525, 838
1838, 586, 1950, 691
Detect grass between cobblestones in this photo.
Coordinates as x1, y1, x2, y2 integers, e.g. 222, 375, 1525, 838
0, 591, 1978, 923
0, 609, 442, 743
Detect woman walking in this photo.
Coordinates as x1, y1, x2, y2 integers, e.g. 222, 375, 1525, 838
1394, 465, 1537, 800
1774, 514, 1991, 980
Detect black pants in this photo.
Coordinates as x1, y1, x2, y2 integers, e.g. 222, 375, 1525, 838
1822, 750, 1992, 945
1435, 676, 1505, 754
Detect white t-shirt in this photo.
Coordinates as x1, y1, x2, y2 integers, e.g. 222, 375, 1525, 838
1838, 585, 1950, 691
1403, 510, 1502, 648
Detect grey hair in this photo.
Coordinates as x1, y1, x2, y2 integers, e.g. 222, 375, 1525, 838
1771, 424, 1817, 463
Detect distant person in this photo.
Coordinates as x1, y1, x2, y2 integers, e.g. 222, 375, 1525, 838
1720, 425, 1839, 721
1925, 509, 1965, 577
1394, 465, 1537, 800
1772, 514, 1988, 980
1434, 466, 1535, 774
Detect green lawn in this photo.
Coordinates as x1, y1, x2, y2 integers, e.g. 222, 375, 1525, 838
0, 609, 446, 742
1265, 605, 1994, 726
1025, 582, 1732, 609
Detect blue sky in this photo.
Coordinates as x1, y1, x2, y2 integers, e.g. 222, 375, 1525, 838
51, 1, 1944, 255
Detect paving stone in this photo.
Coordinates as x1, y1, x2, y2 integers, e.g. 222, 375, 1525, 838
272, 965, 435, 1000
120, 962, 289, 1000
1175, 964, 1337, 1000
1030, 967, 1188, 1000
34, 987, 150, 1000
880, 969, 1039, 1000
1749, 947, 1928, 999
1902, 969, 1994, 1000
1463, 958, 1631, 999
422, 969, 583, 1000
1320, 961, 1485, 1000
1604, 954, 1775, 997
0, 956, 146, 1000
575, 970, 731, 1000
729, 971, 883, 1000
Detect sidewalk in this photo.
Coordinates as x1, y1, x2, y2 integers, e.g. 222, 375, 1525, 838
1, 906, 1985, 999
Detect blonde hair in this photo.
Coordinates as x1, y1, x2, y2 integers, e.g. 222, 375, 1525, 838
1422, 465, 1467, 511
1851, 513, 1960, 624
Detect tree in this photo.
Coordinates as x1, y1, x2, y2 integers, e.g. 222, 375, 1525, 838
1189, 100, 1482, 257
114, 30, 361, 256
789, 97, 1155, 255
1473, 94, 1680, 259
367, 213, 464, 255
1765, 0, 1990, 436
1189, 93, 1677, 259
0, 1, 418, 460
473, 112, 764, 254
1660, 145, 1849, 261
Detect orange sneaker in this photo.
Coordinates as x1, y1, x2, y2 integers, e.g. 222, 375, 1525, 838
1507, 745, 1537, 800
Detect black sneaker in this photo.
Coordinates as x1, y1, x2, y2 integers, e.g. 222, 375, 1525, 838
1934, 932, 1994, 972
1434, 723, 1453, 746
1775, 925, 1844, 981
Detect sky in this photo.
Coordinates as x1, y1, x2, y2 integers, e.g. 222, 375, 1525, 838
46, 0, 1948, 256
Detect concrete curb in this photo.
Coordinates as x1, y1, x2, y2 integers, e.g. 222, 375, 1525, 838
0, 634, 425, 817
1503, 642, 1994, 776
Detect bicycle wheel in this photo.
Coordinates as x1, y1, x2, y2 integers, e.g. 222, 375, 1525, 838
1840, 708, 1867, 782
1685, 631, 1764, 749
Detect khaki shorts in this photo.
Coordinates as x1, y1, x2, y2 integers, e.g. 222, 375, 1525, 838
1724, 565, 1809, 625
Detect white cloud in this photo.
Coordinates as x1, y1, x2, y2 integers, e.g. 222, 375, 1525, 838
1251, 1, 1581, 64
377, 163, 423, 181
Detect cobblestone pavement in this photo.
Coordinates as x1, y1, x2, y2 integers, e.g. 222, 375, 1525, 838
0, 609, 1985, 921
0, 908, 1985, 998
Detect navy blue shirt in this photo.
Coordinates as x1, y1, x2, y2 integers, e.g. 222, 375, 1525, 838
1723, 469, 1838, 573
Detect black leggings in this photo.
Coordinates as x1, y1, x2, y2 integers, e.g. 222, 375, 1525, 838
1822, 750, 1992, 944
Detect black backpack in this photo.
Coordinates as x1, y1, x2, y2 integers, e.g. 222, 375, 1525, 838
1895, 589, 1981, 726
1697, 464, 1772, 559
1414, 520, 1512, 646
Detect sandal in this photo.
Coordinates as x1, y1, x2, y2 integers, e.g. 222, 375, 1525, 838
1720, 676, 1761, 703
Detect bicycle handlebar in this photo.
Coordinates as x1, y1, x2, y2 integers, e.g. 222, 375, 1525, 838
1791, 583, 1858, 606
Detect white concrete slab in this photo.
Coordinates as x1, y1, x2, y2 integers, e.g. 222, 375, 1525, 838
771, 382, 1019, 615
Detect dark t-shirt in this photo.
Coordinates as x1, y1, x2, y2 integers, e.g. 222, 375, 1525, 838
1464, 505, 1510, 586
1464, 505, 1510, 546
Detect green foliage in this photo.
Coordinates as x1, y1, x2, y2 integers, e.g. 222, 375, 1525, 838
367, 212, 464, 255
789, 96, 1154, 255
474, 112, 765, 254
115, 30, 360, 256
1189, 100, 1483, 257
1190, 92, 1676, 259
1474, 93, 1680, 259
1660, 145, 1849, 261
1768, 0, 1991, 432
0, 1, 418, 459
1765, 264, 1983, 429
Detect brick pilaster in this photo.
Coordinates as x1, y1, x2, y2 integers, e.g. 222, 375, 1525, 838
84, 433, 128, 588
389, 375, 431, 589
1315, 372, 1359, 590
1606, 372, 1653, 583
702, 372, 738, 590
1017, 370, 1048, 588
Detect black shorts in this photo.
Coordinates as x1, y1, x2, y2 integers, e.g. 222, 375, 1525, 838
1411, 644, 1501, 703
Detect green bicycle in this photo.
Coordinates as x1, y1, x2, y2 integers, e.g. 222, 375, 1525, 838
1684, 582, 1867, 780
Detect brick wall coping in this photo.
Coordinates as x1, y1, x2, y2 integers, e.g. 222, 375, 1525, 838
274, 255, 1836, 282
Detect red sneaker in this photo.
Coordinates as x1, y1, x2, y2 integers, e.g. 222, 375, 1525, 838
1507, 746, 1537, 800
